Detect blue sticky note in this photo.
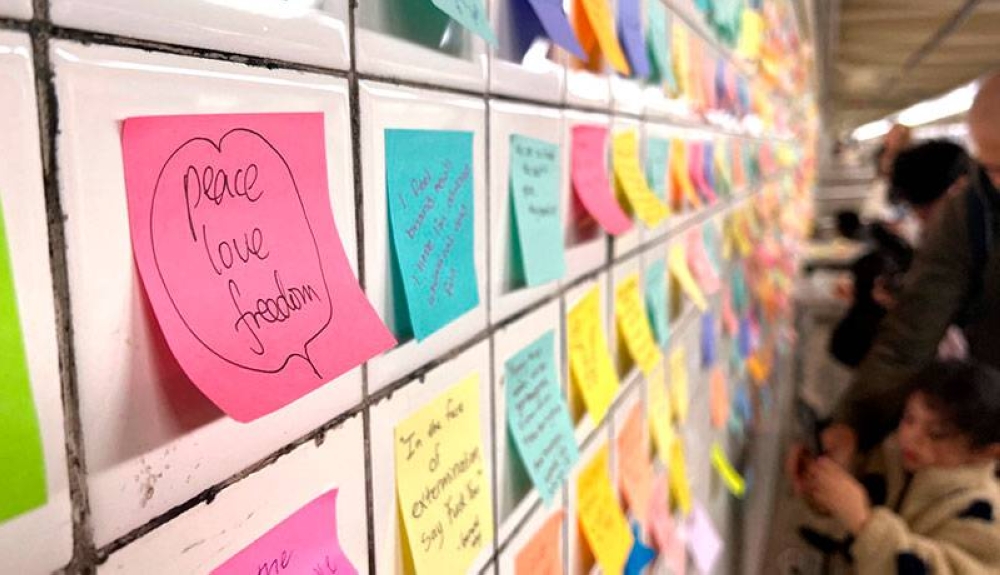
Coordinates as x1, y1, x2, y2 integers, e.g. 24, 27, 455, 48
505, 330, 579, 505
525, 0, 586, 59
617, 0, 650, 77
385, 129, 479, 341
430, 0, 498, 45
625, 521, 657, 575
645, 259, 670, 345
735, 384, 753, 422
645, 137, 670, 201
510, 134, 565, 287
701, 312, 717, 368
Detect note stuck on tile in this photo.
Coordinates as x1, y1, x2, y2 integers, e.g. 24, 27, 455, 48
613, 131, 670, 228
567, 286, 620, 424
577, 446, 634, 574
686, 503, 723, 574
385, 128, 479, 342
668, 438, 693, 516
669, 244, 707, 312
121, 113, 396, 422
645, 137, 670, 201
211, 490, 357, 575
505, 330, 579, 505
515, 510, 564, 575
571, 125, 633, 236
617, 403, 653, 525
649, 474, 687, 575
395, 374, 492, 574
430, 0, 498, 45
669, 346, 689, 423
526, 0, 586, 58
709, 367, 729, 430
617, 0, 650, 77
647, 361, 675, 463
574, 0, 631, 74
509, 134, 565, 287
644, 258, 670, 345
0, 201, 46, 524
615, 273, 663, 375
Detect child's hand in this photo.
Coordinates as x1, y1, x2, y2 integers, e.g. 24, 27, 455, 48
805, 457, 872, 534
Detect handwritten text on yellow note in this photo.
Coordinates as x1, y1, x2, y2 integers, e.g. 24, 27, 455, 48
612, 132, 670, 227
615, 274, 664, 375
577, 446, 634, 573
568, 286, 620, 424
395, 374, 493, 574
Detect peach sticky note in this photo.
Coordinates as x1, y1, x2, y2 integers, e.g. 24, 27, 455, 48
121, 113, 396, 422
668, 439, 693, 516
648, 360, 676, 463
669, 346, 690, 424
571, 125, 633, 236
710, 442, 746, 498
577, 446, 634, 574
516, 511, 564, 575
573, 0, 631, 74
669, 244, 708, 312
395, 374, 493, 574
615, 274, 664, 375
709, 368, 730, 430
568, 286, 620, 424
612, 131, 670, 228
211, 490, 357, 575
617, 403, 653, 526
649, 474, 687, 575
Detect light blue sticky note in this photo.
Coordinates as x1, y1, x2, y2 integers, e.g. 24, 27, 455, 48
510, 134, 566, 287
505, 330, 579, 505
430, 0, 498, 46
647, 0, 679, 93
385, 129, 479, 341
645, 137, 670, 201
645, 258, 670, 345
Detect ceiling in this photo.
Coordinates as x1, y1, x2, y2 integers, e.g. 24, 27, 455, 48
813, 0, 1000, 136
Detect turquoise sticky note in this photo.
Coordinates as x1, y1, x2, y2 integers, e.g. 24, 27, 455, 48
429, 0, 498, 46
385, 129, 479, 341
510, 134, 565, 287
645, 137, 670, 201
644, 259, 669, 345
647, 1, 679, 94
505, 330, 579, 505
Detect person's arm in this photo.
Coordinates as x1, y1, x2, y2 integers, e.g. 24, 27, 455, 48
832, 192, 973, 450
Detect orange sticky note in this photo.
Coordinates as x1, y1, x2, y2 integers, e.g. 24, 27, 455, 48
709, 368, 729, 430
617, 403, 653, 526
568, 287, 620, 424
515, 511, 564, 575
577, 446, 634, 573
670, 140, 702, 209
573, 0, 631, 74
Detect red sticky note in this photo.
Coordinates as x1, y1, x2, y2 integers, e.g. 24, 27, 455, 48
211, 490, 357, 575
122, 113, 396, 422
571, 125, 633, 235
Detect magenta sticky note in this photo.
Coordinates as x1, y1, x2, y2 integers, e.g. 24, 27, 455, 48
571, 125, 633, 236
211, 490, 357, 575
122, 113, 396, 422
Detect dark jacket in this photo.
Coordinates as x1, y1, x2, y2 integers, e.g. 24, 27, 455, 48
833, 180, 1000, 449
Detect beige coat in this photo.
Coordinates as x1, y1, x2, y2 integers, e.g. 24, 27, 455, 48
851, 439, 1000, 575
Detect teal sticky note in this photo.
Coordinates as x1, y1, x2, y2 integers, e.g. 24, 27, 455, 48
645, 137, 670, 201
385, 129, 479, 341
0, 199, 47, 524
648, 1, 679, 94
429, 0, 498, 46
645, 258, 670, 346
505, 330, 579, 505
509, 134, 565, 287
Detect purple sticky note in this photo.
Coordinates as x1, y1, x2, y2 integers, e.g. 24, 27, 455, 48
617, 0, 650, 77
525, 0, 586, 59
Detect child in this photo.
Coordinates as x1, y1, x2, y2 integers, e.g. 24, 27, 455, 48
804, 360, 1000, 574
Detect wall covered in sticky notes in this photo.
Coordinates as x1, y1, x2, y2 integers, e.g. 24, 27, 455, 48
0, 0, 814, 572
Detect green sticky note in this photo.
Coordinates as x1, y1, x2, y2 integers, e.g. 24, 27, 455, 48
645, 137, 670, 201
509, 134, 565, 287
644, 259, 670, 345
0, 199, 47, 523
385, 129, 480, 342
429, 0, 498, 46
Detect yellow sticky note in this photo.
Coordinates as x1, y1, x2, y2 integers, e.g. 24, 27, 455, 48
617, 403, 653, 526
737, 9, 764, 60
568, 287, 620, 424
671, 20, 690, 100
395, 374, 493, 574
577, 446, 634, 573
669, 347, 689, 423
647, 361, 676, 463
612, 132, 670, 228
668, 244, 707, 312
670, 140, 701, 209
574, 0, 631, 75
668, 439, 693, 516
615, 274, 664, 375
711, 442, 746, 498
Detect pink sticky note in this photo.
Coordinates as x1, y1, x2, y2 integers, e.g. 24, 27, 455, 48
571, 125, 633, 236
211, 489, 357, 575
649, 475, 686, 575
685, 503, 722, 575
122, 113, 396, 422
686, 231, 720, 295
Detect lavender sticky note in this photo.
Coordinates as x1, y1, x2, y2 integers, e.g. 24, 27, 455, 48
617, 0, 650, 77
526, 0, 586, 58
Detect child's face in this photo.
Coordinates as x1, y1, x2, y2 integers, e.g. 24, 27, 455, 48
897, 392, 978, 472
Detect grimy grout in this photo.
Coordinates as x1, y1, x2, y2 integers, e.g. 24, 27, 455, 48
0, 1, 785, 571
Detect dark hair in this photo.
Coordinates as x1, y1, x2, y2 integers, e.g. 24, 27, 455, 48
909, 360, 1000, 447
890, 140, 970, 207
835, 210, 862, 240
